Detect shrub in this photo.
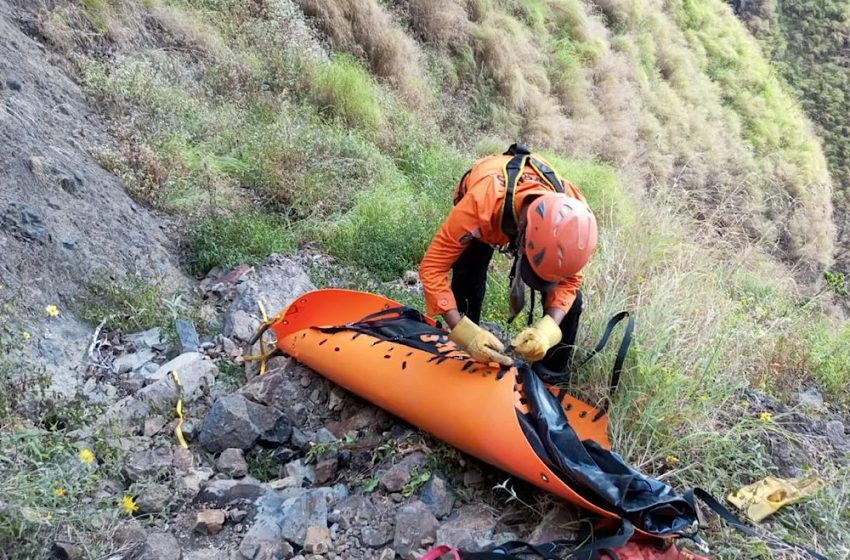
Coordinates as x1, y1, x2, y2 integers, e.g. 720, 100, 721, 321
187, 212, 296, 274
309, 54, 384, 134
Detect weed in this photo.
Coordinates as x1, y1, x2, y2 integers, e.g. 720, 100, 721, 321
245, 448, 280, 482
401, 469, 432, 498
214, 359, 247, 393
187, 213, 296, 274
309, 54, 384, 134
75, 273, 168, 333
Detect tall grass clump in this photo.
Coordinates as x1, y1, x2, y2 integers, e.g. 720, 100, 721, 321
187, 213, 296, 274
309, 54, 384, 134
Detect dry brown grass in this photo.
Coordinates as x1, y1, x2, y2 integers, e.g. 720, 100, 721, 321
148, 5, 230, 60
295, 0, 430, 108
407, 0, 472, 47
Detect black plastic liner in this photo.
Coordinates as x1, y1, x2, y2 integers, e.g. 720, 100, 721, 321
319, 307, 697, 537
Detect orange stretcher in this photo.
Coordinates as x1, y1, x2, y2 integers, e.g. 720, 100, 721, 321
261, 289, 696, 538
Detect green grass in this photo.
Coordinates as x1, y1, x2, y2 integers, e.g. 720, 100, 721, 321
187, 212, 296, 274
309, 54, 384, 135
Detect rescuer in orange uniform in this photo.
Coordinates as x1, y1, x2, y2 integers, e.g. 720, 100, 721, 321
420, 144, 598, 373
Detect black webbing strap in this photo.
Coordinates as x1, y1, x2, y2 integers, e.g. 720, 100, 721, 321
573, 312, 633, 416
685, 488, 828, 560
528, 157, 566, 195
461, 520, 634, 560
502, 150, 529, 240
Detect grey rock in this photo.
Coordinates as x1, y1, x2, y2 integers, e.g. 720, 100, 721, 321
826, 420, 848, 450
271, 447, 298, 464
285, 459, 316, 486
199, 394, 292, 453
148, 352, 214, 383
126, 328, 163, 350
136, 483, 172, 514
216, 448, 249, 478
60, 175, 78, 195
2, 204, 49, 243
113, 349, 157, 374
175, 319, 200, 353
393, 501, 438, 560
315, 457, 339, 485
797, 387, 824, 410
361, 522, 393, 548
62, 237, 78, 249
6, 77, 22, 91
72, 169, 85, 185
378, 548, 395, 560
131, 532, 180, 560
229, 508, 248, 523
316, 428, 337, 444
227, 255, 315, 324
291, 428, 314, 451
114, 520, 146, 546
181, 419, 198, 442
177, 467, 214, 499
124, 447, 173, 482
38, 338, 64, 365
420, 473, 454, 519
142, 415, 167, 438
328, 496, 378, 531
224, 309, 261, 343
241, 490, 328, 551
172, 446, 194, 471
380, 464, 411, 493
435, 504, 498, 552
194, 509, 226, 535
195, 477, 267, 507
91, 355, 215, 434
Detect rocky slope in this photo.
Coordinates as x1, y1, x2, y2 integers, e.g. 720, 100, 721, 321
0, 0, 185, 396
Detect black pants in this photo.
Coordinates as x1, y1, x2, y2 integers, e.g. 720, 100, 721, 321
451, 240, 583, 373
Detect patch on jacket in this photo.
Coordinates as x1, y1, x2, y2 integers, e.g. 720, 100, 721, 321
458, 229, 481, 245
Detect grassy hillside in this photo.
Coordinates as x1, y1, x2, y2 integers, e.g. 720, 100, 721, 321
729, 0, 850, 268
17, 0, 850, 556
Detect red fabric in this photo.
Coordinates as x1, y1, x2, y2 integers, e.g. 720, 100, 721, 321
418, 546, 462, 560
603, 542, 710, 560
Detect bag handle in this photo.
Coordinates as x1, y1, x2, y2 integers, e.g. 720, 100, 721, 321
573, 311, 634, 416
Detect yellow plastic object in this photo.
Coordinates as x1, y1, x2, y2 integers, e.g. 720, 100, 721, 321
727, 476, 824, 522
268, 289, 624, 525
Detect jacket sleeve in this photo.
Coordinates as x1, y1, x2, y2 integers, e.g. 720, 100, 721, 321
545, 270, 582, 314
420, 189, 489, 317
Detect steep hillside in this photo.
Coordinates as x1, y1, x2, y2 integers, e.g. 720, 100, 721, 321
728, 0, 850, 271
1, 0, 848, 558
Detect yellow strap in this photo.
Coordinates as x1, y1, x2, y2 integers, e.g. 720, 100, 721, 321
243, 300, 272, 375
170, 370, 188, 449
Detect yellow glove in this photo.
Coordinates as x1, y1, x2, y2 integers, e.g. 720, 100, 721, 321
449, 317, 513, 366
511, 315, 562, 362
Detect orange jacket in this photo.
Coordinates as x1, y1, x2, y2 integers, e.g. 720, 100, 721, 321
421, 154, 588, 317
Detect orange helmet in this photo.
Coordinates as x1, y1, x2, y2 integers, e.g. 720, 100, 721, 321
520, 193, 598, 291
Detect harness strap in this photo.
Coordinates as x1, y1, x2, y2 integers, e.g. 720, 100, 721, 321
500, 144, 566, 243
572, 311, 633, 416
685, 488, 828, 560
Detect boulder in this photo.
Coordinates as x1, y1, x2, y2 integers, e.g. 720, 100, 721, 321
131, 532, 180, 560
420, 473, 455, 519
199, 394, 292, 453
380, 464, 411, 493
435, 504, 499, 552
194, 510, 226, 535
135, 483, 173, 514
393, 501, 438, 560
215, 448, 249, 478
124, 447, 173, 482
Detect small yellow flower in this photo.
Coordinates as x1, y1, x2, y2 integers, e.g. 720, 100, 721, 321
54, 487, 65, 497
741, 401, 749, 408
78, 448, 95, 465
121, 495, 138, 515
759, 412, 772, 423
22, 331, 31, 341
45, 305, 59, 317
665, 454, 679, 464
638, 275, 646, 284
